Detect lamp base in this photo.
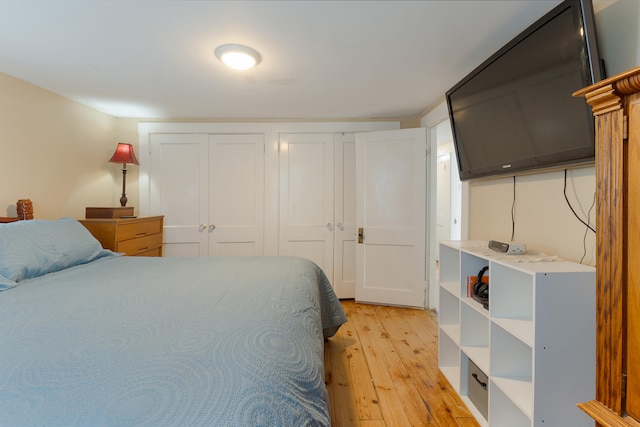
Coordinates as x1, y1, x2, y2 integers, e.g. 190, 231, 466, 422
86, 207, 135, 219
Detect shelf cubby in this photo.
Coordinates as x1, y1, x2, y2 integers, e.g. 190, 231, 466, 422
439, 285, 460, 326
438, 331, 460, 392
490, 383, 531, 427
438, 243, 460, 285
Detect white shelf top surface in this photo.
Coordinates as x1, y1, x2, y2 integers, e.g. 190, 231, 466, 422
440, 240, 595, 273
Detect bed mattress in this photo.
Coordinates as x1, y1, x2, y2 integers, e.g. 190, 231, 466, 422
0, 255, 346, 426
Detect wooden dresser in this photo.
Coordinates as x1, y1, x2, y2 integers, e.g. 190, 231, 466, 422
573, 66, 640, 426
80, 216, 164, 257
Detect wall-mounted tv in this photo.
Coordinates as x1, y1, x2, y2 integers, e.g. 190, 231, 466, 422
446, 0, 604, 181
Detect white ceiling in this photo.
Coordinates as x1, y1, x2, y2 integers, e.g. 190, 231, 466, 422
0, 0, 564, 120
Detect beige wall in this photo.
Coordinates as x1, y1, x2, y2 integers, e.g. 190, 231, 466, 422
468, 167, 596, 264
0, 72, 121, 219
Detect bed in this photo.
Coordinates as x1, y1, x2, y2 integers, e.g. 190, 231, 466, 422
0, 217, 347, 426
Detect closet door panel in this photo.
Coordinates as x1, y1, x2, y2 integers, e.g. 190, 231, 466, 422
279, 133, 334, 283
209, 134, 265, 256
334, 134, 356, 298
149, 133, 209, 257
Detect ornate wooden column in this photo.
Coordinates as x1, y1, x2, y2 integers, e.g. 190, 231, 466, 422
573, 66, 640, 426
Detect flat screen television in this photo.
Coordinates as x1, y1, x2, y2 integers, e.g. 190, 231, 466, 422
446, 0, 604, 181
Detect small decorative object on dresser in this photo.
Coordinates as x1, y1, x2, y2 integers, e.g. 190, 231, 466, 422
0, 199, 34, 223
16, 199, 33, 220
79, 215, 163, 257
85, 206, 134, 219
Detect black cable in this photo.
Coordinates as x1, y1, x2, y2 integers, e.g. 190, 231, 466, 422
580, 191, 597, 264
564, 169, 596, 233
511, 176, 516, 241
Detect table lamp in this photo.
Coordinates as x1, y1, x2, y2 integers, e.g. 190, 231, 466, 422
108, 143, 139, 207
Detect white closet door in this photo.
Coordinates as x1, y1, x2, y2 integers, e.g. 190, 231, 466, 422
149, 133, 209, 257
355, 128, 427, 307
208, 134, 265, 256
279, 133, 335, 283
334, 133, 356, 298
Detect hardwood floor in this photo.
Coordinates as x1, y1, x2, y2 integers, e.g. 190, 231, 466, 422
324, 300, 479, 427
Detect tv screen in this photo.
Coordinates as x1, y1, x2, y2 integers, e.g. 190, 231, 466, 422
446, 0, 604, 181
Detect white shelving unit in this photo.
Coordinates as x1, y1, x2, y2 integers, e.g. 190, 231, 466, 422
438, 241, 596, 426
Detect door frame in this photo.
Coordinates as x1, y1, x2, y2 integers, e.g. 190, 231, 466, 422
422, 103, 469, 310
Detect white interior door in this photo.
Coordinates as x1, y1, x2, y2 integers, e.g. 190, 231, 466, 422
355, 128, 427, 307
149, 133, 209, 257
208, 134, 265, 256
334, 133, 356, 298
279, 133, 334, 282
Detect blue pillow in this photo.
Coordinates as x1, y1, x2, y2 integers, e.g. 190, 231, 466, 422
0, 217, 115, 285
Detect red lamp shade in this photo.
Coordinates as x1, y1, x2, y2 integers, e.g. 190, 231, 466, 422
108, 143, 139, 165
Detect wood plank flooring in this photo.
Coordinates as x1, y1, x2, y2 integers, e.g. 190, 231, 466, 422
324, 300, 479, 427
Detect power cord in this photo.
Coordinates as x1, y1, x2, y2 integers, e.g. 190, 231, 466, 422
511, 176, 516, 241
564, 169, 596, 264
563, 169, 596, 233
580, 191, 596, 264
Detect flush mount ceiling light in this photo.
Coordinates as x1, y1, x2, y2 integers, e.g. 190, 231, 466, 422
215, 44, 261, 71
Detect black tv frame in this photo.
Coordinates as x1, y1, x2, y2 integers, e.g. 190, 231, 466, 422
446, 0, 604, 181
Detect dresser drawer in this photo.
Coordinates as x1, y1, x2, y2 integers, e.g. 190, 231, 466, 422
80, 215, 164, 257
116, 218, 163, 242
117, 233, 163, 256
135, 247, 162, 257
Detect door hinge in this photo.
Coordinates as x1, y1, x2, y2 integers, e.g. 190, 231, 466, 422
622, 373, 628, 400
623, 115, 629, 140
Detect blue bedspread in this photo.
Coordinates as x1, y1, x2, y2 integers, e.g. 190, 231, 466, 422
0, 256, 346, 426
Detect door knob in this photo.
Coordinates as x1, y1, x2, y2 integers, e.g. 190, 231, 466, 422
199, 224, 207, 232
209, 224, 216, 232
336, 222, 344, 231
326, 222, 334, 231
